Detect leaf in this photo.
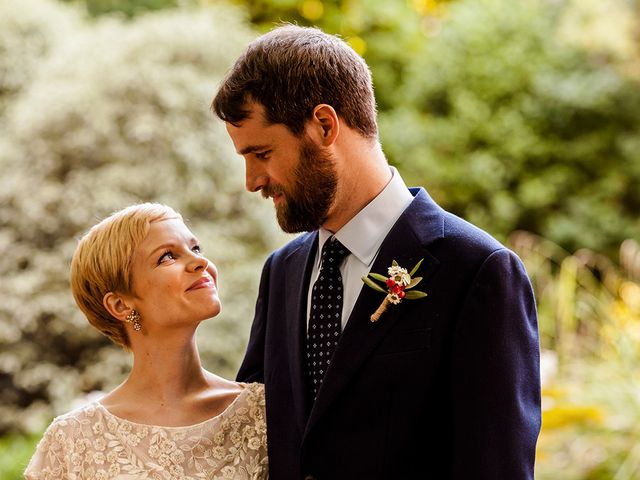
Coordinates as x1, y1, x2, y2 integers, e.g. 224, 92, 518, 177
362, 276, 387, 293
368, 272, 388, 282
404, 290, 428, 299
410, 258, 424, 276
392, 259, 399, 267
407, 276, 423, 288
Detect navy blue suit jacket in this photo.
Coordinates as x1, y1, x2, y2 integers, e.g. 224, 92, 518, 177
237, 188, 541, 479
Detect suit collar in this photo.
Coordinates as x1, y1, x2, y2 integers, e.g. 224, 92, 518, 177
283, 231, 318, 432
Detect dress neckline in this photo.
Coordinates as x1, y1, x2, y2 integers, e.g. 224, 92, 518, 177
94, 382, 248, 430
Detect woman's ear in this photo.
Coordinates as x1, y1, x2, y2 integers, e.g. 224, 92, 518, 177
309, 104, 339, 146
103, 292, 133, 323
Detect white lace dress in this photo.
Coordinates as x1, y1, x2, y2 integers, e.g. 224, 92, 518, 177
24, 382, 268, 480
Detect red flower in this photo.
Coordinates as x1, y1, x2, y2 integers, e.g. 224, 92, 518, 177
386, 278, 396, 288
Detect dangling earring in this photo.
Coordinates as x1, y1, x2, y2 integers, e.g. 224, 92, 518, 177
126, 310, 142, 331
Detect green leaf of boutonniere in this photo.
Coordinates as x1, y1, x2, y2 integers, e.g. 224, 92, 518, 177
409, 258, 424, 277
368, 272, 389, 283
404, 290, 428, 300
362, 276, 387, 293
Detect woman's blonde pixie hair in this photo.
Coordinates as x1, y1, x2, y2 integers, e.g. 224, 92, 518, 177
70, 203, 182, 349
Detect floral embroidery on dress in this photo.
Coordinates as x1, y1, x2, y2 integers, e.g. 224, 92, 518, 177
24, 383, 268, 480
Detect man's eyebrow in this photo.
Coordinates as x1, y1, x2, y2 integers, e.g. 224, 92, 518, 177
238, 144, 270, 155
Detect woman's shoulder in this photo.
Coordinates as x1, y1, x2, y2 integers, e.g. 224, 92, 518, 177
32, 401, 113, 455
42, 401, 104, 432
241, 381, 265, 397
215, 382, 267, 470
235, 382, 265, 409
24, 401, 110, 478
221, 382, 265, 428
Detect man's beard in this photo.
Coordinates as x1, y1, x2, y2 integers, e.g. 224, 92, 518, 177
261, 138, 338, 233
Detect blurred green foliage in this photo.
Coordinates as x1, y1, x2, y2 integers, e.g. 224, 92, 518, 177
62, 0, 181, 17
380, 0, 640, 259
510, 234, 640, 480
1, 0, 639, 479
0, 433, 40, 480
0, 0, 80, 114
229, 0, 440, 113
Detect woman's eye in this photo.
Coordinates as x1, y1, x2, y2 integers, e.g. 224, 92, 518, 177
158, 251, 175, 264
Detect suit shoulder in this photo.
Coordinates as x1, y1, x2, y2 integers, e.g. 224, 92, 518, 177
406, 187, 504, 259
442, 211, 504, 255
440, 213, 531, 280
267, 231, 316, 263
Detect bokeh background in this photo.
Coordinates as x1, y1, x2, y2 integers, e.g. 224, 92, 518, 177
1, 0, 639, 478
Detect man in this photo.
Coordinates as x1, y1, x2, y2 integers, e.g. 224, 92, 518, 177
212, 25, 541, 479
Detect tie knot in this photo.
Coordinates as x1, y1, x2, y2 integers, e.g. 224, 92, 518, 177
320, 238, 350, 268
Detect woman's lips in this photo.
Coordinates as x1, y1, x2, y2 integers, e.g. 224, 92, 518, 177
187, 276, 215, 291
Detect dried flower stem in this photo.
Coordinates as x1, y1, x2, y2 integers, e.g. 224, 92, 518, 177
370, 296, 392, 322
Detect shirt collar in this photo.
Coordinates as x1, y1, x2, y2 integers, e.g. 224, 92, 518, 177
318, 167, 413, 266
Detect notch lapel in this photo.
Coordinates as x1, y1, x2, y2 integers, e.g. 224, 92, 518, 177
284, 232, 318, 433
304, 188, 444, 437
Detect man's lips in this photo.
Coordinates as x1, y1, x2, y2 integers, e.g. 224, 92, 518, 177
261, 187, 285, 205
187, 276, 215, 291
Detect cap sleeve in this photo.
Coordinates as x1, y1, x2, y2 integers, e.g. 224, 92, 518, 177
23, 417, 72, 479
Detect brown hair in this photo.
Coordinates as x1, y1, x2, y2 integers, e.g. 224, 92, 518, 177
69, 203, 181, 349
212, 25, 378, 138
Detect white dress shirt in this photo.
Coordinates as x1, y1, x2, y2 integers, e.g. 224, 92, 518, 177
306, 167, 414, 331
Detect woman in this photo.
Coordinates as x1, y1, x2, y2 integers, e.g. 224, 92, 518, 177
24, 203, 268, 479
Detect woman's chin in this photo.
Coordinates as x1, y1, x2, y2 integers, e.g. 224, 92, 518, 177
201, 302, 222, 321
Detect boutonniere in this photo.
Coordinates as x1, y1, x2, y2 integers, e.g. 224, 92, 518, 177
362, 259, 428, 322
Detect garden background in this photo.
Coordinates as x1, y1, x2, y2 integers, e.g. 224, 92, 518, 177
1, 0, 639, 478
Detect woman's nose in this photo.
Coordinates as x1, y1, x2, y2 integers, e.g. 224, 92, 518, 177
188, 254, 208, 272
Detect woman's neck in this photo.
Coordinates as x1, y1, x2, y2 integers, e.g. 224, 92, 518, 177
121, 331, 212, 405
99, 330, 243, 427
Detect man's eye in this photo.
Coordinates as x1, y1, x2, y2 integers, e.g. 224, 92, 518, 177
255, 150, 271, 160
192, 245, 202, 254
158, 251, 175, 264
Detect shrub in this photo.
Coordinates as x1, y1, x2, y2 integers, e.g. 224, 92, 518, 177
509, 233, 640, 480
0, 0, 80, 114
380, 0, 640, 257
0, 0, 286, 435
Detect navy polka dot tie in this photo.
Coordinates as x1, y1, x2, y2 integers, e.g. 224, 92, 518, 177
307, 237, 350, 402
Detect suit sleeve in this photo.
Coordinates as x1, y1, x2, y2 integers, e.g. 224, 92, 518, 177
451, 248, 541, 479
237, 254, 273, 383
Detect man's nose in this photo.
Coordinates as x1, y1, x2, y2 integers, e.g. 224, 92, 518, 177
245, 159, 268, 193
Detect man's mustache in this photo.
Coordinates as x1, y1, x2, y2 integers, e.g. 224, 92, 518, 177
261, 185, 285, 200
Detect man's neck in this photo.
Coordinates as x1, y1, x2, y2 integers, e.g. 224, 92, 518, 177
322, 141, 391, 233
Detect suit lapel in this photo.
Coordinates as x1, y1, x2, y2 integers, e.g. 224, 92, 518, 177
304, 188, 444, 437
284, 231, 318, 433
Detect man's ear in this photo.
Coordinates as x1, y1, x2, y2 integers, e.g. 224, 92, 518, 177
308, 104, 339, 146
103, 292, 133, 323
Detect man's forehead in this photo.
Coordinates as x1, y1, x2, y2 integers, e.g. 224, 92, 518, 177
238, 101, 270, 125
226, 104, 267, 133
